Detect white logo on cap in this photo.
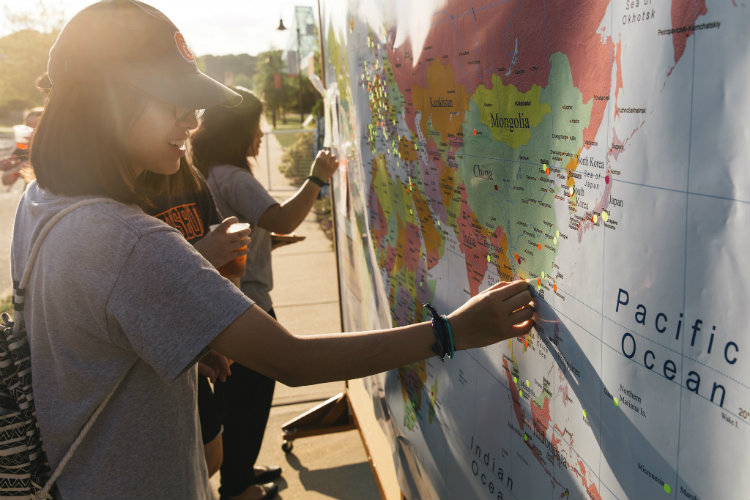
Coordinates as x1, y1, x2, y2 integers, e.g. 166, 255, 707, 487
174, 32, 195, 63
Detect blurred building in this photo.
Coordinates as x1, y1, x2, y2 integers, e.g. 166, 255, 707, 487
282, 5, 318, 76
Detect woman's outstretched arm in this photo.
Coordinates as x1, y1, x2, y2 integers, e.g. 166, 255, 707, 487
210, 279, 534, 386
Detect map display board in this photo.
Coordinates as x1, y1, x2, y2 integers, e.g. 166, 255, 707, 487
320, 0, 749, 498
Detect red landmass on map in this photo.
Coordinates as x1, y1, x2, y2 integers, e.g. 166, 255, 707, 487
455, 184, 510, 296
532, 396, 551, 438
411, 185, 442, 269
671, 0, 708, 63
388, 0, 613, 146
404, 222, 422, 272
577, 460, 603, 500
369, 186, 388, 254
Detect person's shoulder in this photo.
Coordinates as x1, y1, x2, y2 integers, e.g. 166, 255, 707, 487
210, 164, 264, 191
42, 196, 180, 251
210, 164, 251, 180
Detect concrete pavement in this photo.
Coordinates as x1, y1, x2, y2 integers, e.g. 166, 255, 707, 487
0, 136, 25, 298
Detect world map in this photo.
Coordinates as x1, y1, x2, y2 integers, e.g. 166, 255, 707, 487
322, 0, 749, 498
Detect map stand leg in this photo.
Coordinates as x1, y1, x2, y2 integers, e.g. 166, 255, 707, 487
280, 391, 356, 453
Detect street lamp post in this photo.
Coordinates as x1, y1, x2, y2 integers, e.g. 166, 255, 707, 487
277, 12, 305, 125
296, 25, 303, 124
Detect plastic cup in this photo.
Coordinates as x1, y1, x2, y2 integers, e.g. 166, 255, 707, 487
209, 222, 250, 278
13, 125, 33, 151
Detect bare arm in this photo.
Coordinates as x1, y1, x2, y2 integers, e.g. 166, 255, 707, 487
257, 149, 338, 234
209, 279, 534, 386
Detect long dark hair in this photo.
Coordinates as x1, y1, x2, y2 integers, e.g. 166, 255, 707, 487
31, 80, 201, 207
191, 86, 263, 177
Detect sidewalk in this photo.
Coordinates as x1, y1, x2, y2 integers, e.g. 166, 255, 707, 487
208, 124, 382, 500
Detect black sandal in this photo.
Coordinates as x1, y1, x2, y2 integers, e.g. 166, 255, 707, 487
250, 465, 282, 485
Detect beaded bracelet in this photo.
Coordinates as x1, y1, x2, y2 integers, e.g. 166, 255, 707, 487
424, 303, 455, 361
442, 314, 455, 359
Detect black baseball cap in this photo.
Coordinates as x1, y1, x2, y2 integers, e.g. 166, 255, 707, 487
48, 0, 241, 109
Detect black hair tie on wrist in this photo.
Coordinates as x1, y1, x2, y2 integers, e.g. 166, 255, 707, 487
307, 175, 327, 187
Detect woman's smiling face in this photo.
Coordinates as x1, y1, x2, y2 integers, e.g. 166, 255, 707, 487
127, 99, 200, 177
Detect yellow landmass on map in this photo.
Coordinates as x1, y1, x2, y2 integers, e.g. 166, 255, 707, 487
412, 59, 470, 144
473, 75, 551, 149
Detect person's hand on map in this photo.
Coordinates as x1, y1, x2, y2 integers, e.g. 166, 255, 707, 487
448, 279, 534, 350
309, 148, 339, 183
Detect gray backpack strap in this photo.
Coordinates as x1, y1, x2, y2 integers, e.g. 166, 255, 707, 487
13, 197, 134, 500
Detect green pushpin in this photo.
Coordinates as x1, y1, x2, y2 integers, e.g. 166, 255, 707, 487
583, 409, 587, 418
525, 380, 530, 388
519, 390, 523, 398
664, 484, 671, 494
524, 433, 528, 442
614, 397, 619, 407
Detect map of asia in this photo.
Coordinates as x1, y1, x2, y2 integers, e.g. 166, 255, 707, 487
320, 0, 749, 498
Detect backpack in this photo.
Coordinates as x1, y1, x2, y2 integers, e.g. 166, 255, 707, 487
0, 311, 51, 499
0, 198, 130, 499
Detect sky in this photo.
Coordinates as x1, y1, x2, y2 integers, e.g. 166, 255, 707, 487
0, 0, 320, 56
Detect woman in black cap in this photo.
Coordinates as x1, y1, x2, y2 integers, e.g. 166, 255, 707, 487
11, 2, 534, 499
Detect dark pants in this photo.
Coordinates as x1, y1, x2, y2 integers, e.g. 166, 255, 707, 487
214, 308, 277, 497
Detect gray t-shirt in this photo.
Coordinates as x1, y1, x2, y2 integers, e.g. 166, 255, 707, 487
10, 183, 253, 500
205, 165, 278, 312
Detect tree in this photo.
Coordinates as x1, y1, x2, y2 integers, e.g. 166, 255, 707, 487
0, 1, 63, 119
0, 29, 58, 116
232, 73, 254, 90
200, 53, 257, 86
254, 50, 286, 126
2, 1, 64, 34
